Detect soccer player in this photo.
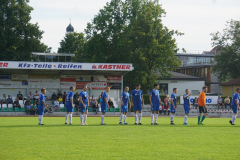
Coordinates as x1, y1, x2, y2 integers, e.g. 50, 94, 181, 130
65, 86, 75, 125
119, 86, 131, 125
131, 84, 144, 125
198, 86, 208, 125
170, 88, 177, 125
100, 86, 110, 125
229, 88, 240, 125
79, 85, 89, 125
38, 88, 48, 125
183, 89, 191, 125
149, 84, 160, 125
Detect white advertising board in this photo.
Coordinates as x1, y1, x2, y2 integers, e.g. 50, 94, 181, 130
180, 96, 218, 104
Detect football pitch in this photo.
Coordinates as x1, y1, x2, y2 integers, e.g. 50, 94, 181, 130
0, 117, 239, 160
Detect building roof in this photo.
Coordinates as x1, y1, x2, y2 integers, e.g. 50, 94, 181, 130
219, 78, 240, 86
158, 71, 204, 81
66, 23, 74, 32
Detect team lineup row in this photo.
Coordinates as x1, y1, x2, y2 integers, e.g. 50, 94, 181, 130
36, 84, 240, 126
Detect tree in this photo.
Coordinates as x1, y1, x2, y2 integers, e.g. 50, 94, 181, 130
0, 0, 48, 61
211, 20, 240, 82
83, 0, 182, 91
58, 32, 85, 54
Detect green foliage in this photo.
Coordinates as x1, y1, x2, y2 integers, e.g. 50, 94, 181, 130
58, 32, 85, 55
211, 20, 240, 82
75, 0, 182, 90
0, 0, 49, 61
0, 117, 240, 159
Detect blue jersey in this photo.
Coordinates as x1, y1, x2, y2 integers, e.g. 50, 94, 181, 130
170, 93, 177, 108
66, 91, 74, 105
101, 91, 108, 106
121, 92, 129, 107
39, 94, 45, 108
183, 94, 190, 107
231, 93, 239, 107
131, 89, 143, 104
150, 89, 159, 104
79, 91, 88, 104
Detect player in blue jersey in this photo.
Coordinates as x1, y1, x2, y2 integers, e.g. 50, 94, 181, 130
100, 86, 110, 125
79, 85, 89, 125
38, 88, 49, 125
229, 88, 240, 125
65, 86, 75, 125
131, 84, 144, 125
183, 89, 191, 125
149, 84, 160, 125
170, 88, 178, 125
119, 86, 131, 125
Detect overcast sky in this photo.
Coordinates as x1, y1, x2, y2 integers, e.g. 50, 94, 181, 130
29, 0, 240, 53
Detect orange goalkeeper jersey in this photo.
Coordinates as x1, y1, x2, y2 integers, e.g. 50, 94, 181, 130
198, 91, 206, 106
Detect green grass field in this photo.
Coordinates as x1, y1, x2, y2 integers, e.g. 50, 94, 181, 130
0, 117, 239, 160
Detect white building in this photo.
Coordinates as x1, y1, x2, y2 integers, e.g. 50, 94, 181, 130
159, 71, 205, 96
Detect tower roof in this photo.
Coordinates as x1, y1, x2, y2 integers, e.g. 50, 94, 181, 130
66, 23, 74, 32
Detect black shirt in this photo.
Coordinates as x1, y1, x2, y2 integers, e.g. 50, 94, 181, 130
57, 93, 62, 98
52, 94, 57, 100
17, 94, 23, 100
108, 101, 113, 106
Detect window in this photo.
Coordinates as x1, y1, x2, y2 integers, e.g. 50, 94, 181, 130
191, 90, 199, 95
159, 84, 168, 95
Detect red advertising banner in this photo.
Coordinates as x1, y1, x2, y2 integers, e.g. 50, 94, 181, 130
105, 76, 122, 82
61, 78, 76, 82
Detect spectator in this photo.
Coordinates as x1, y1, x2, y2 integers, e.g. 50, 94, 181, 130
63, 92, 67, 104
36, 99, 39, 107
217, 96, 224, 109
97, 95, 102, 104
90, 95, 95, 102
30, 104, 36, 115
57, 91, 62, 99
93, 101, 98, 115
33, 102, 38, 114
1, 94, 7, 105
0, 97, 2, 108
164, 95, 170, 115
75, 99, 80, 115
54, 99, 61, 111
24, 98, 30, 111
17, 91, 23, 100
58, 95, 63, 104
108, 99, 114, 111
28, 92, 33, 100
6, 95, 13, 107
48, 105, 53, 113
13, 98, 21, 111
52, 92, 57, 100
33, 90, 39, 101
44, 105, 49, 113
224, 96, 231, 109
193, 97, 199, 108
26, 101, 32, 115
74, 92, 79, 101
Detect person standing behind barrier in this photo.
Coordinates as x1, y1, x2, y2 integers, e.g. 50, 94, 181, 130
197, 86, 208, 125
229, 88, 240, 125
